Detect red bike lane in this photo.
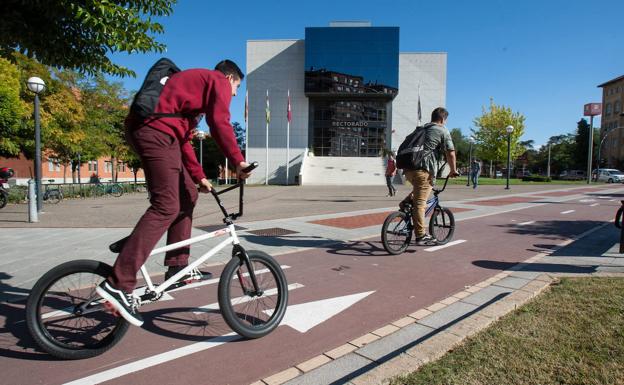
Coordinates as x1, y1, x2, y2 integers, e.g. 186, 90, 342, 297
0, 190, 620, 385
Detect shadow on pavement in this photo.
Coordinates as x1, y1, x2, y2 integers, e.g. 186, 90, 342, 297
472, 260, 598, 274
494, 220, 605, 241
142, 307, 233, 342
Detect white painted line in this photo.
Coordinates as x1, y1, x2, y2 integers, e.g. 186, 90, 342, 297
194, 283, 304, 313
590, 203, 599, 207
579, 199, 596, 202
518, 221, 535, 226
168, 265, 291, 293
560, 210, 575, 214
63, 333, 240, 385
424, 239, 466, 252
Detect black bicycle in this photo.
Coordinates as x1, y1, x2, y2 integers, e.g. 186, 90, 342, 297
43, 182, 63, 204
381, 175, 455, 255
26, 162, 289, 359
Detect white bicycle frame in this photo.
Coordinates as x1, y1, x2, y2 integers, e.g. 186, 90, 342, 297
137, 223, 241, 300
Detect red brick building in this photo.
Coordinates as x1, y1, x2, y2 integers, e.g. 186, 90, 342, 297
0, 153, 144, 185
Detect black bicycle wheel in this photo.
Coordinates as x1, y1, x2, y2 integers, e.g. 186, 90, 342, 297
616, 206, 623, 229
26, 260, 129, 359
381, 211, 412, 255
218, 250, 288, 339
0, 191, 7, 209
46, 190, 62, 204
429, 206, 455, 245
110, 185, 123, 197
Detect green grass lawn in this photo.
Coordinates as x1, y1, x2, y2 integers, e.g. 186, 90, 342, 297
391, 277, 624, 385
448, 176, 592, 185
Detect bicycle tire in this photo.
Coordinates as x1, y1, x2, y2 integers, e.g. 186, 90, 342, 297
46, 190, 63, 204
616, 206, 623, 229
381, 211, 412, 255
0, 191, 7, 209
218, 250, 288, 339
26, 260, 129, 359
110, 184, 123, 198
429, 206, 455, 245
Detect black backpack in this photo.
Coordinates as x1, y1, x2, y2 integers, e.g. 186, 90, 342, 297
129, 58, 187, 120
396, 125, 428, 170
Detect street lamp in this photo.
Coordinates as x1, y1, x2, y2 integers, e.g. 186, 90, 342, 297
27, 76, 45, 212
505, 125, 514, 190
466, 136, 475, 186
196, 130, 205, 168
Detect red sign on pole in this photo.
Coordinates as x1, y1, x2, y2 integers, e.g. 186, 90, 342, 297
584, 103, 602, 116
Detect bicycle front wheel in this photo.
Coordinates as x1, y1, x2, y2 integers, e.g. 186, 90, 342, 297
429, 206, 455, 245
218, 250, 288, 339
47, 190, 63, 204
26, 260, 129, 359
381, 211, 412, 255
110, 184, 123, 197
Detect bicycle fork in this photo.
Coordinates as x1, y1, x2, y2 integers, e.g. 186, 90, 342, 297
232, 244, 263, 297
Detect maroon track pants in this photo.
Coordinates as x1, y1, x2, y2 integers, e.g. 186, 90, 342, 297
110, 125, 198, 292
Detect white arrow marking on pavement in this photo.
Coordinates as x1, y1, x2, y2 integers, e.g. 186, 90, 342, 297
272, 290, 375, 333
590, 203, 599, 207
63, 291, 374, 385
424, 239, 466, 252
193, 283, 304, 313
517, 221, 535, 226
560, 210, 575, 214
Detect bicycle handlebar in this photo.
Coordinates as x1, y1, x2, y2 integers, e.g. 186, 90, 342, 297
209, 161, 259, 223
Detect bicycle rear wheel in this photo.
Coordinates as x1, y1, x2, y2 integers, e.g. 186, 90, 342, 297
218, 250, 288, 339
429, 206, 455, 245
381, 211, 412, 255
0, 191, 6, 209
110, 184, 123, 197
26, 260, 129, 359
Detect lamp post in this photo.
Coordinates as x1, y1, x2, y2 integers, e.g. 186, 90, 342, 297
505, 125, 514, 190
27, 77, 45, 212
196, 131, 205, 168
466, 136, 475, 186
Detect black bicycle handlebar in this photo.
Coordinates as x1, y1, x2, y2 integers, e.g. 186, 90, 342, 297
209, 161, 258, 223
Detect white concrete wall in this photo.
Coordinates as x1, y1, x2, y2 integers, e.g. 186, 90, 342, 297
247, 40, 308, 184
391, 53, 447, 153
302, 156, 386, 185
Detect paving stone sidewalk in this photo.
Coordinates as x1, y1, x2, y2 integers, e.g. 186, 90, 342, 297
252, 223, 624, 385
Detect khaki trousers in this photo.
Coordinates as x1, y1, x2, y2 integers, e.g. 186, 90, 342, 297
404, 169, 433, 237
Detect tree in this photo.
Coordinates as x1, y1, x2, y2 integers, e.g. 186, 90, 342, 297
1, 1, 176, 77
473, 99, 526, 175
0, 57, 29, 157
449, 128, 470, 168
232, 121, 246, 150
573, 118, 599, 170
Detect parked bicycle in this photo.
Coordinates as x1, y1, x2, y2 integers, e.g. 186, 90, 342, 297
43, 181, 63, 204
94, 181, 123, 197
26, 162, 289, 359
381, 174, 455, 255
0, 167, 15, 209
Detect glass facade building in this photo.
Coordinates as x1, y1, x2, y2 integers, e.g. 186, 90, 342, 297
305, 27, 399, 157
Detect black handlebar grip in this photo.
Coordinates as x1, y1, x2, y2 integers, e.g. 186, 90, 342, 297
243, 162, 259, 173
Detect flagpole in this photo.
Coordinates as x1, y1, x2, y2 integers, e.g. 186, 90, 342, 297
286, 89, 290, 186
265, 90, 269, 185
244, 90, 248, 164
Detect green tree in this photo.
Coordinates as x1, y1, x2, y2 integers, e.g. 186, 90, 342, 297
1, 0, 176, 77
449, 128, 470, 168
473, 99, 526, 176
0, 57, 29, 157
232, 121, 246, 150
573, 118, 599, 170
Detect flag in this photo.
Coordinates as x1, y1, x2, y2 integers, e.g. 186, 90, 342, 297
244, 89, 248, 124
417, 86, 422, 124
287, 90, 291, 123
265, 90, 271, 124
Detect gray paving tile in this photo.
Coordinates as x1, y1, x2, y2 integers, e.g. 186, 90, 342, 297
461, 285, 513, 306
417, 302, 478, 329
284, 353, 372, 385
492, 276, 532, 289
356, 322, 434, 361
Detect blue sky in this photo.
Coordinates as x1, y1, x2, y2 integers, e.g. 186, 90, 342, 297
110, 0, 622, 147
